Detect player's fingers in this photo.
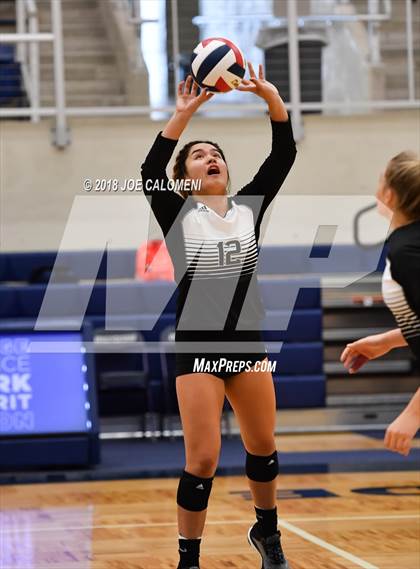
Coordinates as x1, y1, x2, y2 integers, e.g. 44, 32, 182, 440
348, 355, 366, 374
178, 80, 185, 95
185, 75, 193, 93
348, 359, 358, 374
386, 429, 397, 452
191, 80, 199, 95
340, 346, 350, 362
197, 88, 214, 101
395, 433, 409, 454
395, 436, 407, 455
401, 441, 411, 456
258, 63, 264, 79
342, 355, 353, 369
342, 349, 356, 368
237, 84, 255, 92
343, 356, 354, 370
248, 61, 257, 78
384, 427, 392, 449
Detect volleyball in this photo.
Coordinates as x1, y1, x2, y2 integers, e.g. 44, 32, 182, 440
190, 37, 246, 93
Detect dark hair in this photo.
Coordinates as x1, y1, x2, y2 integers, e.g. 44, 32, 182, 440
385, 151, 420, 221
172, 140, 230, 199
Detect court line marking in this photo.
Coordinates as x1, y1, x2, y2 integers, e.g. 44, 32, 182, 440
279, 519, 378, 569
0, 514, 418, 534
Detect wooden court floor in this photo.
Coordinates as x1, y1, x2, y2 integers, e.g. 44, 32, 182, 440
1, 434, 419, 569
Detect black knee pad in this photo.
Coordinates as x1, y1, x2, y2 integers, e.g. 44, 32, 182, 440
176, 470, 214, 512
246, 450, 279, 482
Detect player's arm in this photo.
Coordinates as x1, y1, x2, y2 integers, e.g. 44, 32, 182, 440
141, 77, 213, 233
389, 244, 420, 322
162, 76, 214, 140
140, 130, 183, 234
340, 328, 408, 374
236, 63, 296, 208
388, 244, 420, 357
382, 327, 409, 348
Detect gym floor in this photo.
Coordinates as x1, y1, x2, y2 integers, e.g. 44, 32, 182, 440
1, 431, 419, 568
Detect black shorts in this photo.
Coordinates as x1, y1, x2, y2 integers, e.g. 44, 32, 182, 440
175, 330, 267, 380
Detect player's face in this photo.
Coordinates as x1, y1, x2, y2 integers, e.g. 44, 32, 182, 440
185, 143, 228, 195
375, 173, 394, 219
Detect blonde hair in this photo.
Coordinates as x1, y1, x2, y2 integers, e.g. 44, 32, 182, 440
385, 151, 420, 221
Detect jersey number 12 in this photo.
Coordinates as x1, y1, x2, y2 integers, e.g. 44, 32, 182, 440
217, 239, 241, 267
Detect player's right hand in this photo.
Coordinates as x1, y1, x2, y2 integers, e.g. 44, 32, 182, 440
340, 333, 392, 374
176, 75, 213, 115
385, 409, 419, 456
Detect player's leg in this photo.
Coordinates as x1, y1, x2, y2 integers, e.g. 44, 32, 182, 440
225, 360, 289, 568
175, 372, 225, 568
225, 360, 277, 508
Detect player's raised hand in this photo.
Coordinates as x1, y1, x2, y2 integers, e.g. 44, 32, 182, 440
237, 62, 279, 101
176, 75, 213, 115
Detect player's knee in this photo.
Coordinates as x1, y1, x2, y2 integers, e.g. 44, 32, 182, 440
177, 470, 214, 512
245, 449, 279, 482
246, 437, 276, 457
187, 453, 219, 478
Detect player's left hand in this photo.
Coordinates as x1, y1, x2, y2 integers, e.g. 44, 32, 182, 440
384, 409, 419, 456
237, 62, 279, 101
340, 333, 392, 374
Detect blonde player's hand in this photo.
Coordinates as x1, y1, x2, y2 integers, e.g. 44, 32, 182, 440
340, 333, 392, 374
384, 409, 419, 456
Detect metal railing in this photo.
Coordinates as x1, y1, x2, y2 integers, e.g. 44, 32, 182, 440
0, 0, 418, 146
16, 0, 40, 122
0, 0, 69, 146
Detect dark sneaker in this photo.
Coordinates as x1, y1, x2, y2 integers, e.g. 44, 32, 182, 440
248, 522, 290, 569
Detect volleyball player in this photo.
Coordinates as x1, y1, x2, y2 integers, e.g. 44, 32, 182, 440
341, 152, 420, 456
141, 63, 296, 569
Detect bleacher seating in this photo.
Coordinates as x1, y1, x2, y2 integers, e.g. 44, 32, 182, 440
0, 244, 386, 283
0, 243, 390, 420
0, 44, 26, 107
158, 278, 324, 413
258, 244, 387, 275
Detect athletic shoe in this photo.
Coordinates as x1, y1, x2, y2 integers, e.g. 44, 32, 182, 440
248, 522, 290, 568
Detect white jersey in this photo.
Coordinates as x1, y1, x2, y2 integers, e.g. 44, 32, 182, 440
141, 118, 296, 335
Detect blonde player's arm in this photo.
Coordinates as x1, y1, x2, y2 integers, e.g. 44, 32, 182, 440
380, 327, 408, 348
385, 388, 420, 456
340, 327, 408, 374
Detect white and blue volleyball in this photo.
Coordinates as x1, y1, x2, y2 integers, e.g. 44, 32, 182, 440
191, 37, 246, 93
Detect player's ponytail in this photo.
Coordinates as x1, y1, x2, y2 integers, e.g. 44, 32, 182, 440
385, 151, 420, 221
